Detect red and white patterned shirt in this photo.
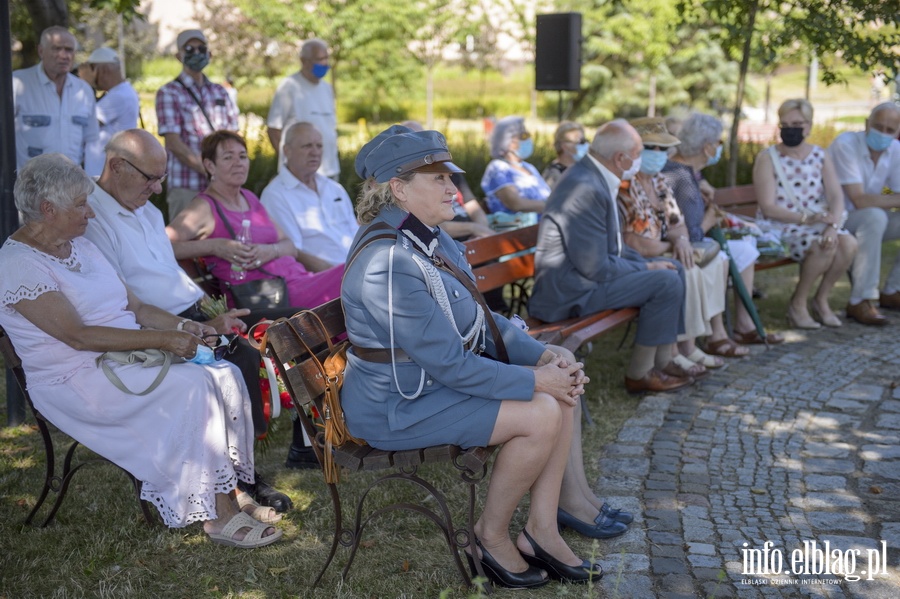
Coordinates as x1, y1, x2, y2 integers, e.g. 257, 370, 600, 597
155, 72, 238, 191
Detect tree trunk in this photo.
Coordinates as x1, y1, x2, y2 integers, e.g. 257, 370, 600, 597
727, 0, 759, 187
23, 0, 68, 39
764, 72, 771, 124
648, 73, 657, 117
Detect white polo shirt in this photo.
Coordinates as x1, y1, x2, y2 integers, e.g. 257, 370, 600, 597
12, 64, 99, 169
84, 80, 141, 176
828, 131, 900, 211
84, 182, 203, 314
266, 73, 339, 177
260, 168, 359, 265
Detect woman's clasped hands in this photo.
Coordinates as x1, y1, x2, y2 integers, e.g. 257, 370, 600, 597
533, 351, 590, 406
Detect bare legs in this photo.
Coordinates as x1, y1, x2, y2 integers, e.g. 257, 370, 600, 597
811, 235, 857, 324
475, 393, 581, 573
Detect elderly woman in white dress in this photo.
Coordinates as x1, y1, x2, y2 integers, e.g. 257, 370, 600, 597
0, 154, 280, 548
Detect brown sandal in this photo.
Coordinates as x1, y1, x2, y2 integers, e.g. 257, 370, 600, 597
704, 338, 749, 358
732, 330, 784, 345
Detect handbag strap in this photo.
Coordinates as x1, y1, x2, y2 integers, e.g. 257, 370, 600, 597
348, 221, 509, 364
97, 351, 172, 396
205, 192, 280, 279
767, 146, 801, 208
173, 77, 216, 132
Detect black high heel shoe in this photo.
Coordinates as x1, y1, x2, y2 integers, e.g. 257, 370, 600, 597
465, 537, 549, 589
520, 529, 603, 584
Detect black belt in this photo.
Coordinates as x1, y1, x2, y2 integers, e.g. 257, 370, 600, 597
351, 345, 413, 363
177, 301, 206, 322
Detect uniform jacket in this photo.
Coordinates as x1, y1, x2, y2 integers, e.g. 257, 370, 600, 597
529, 155, 648, 322
340, 205, 545, 443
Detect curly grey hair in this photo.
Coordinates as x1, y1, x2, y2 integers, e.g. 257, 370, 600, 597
14, 153, 94, 223
355, 171, 416, 224
489, 116, 527, 159
676, 113, 723, 157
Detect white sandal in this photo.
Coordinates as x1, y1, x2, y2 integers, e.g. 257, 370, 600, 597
686, 348, 725, 369
207, 512, 283, 548
237, 492, 283, 524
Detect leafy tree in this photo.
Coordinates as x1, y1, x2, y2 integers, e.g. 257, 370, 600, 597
11, 0, 141, 65
681, 0, 900, 185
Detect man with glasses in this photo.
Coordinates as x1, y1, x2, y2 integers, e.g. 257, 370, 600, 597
828, 102, 900, 324
84, 129, 295, 513
12, 26, 99, 170
155, 29, 238, 219
266, 39, 340, 180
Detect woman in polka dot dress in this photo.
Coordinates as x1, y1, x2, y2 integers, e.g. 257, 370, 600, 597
753, 99, 857, 329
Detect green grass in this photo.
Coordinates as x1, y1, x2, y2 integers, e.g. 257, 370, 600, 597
3, 240, 900, 597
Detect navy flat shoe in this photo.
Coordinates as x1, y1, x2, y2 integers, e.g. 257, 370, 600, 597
599, 502, 634, 525
465, 537, 549, 589
557, 507, 627, 539
519, 529, 603, 584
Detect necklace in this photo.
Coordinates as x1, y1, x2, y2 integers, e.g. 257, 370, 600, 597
205, 185, 247, 212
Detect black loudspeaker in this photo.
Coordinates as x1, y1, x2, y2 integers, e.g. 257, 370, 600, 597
535, 13, 582, 91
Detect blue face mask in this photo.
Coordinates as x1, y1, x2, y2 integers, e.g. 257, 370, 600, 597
515, 138, 534, 160
639, 149, 669, 175
188, 344, 217, 364
574, 142, 589, 161
312, 63, 330, 79
706, 144, 723, 167
866, 128, 895, 152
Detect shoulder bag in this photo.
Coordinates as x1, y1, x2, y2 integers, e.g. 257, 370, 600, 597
97, 349, 182, 396
208, 196, 291, 310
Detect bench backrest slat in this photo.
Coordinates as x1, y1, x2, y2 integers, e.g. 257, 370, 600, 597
464, 224, 539, 267
713, 184, 758, 218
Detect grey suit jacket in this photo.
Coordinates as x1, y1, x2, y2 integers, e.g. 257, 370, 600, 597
340, 205, 545, 445
529, 155, 648, 322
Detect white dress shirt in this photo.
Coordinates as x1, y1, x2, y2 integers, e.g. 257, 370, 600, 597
829, 131, 900, 210
260, 168, 359, 264
12, 64, 99, 169
84, 182, 203, 314
84, 80, 140, 176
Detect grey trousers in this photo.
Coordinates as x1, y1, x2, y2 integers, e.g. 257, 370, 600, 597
166, 187, 199, 222
844, 207, 900, 302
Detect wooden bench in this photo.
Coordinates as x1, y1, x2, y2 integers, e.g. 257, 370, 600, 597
462, 224, 639, 354
0, 326, 156, 528
713, 185, 794, 271
260, 299, 496, 590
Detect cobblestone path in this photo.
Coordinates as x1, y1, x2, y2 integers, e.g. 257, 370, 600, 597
593, 324, 900, 599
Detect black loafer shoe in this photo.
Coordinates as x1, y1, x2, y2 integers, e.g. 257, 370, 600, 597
599, 502, 634, 525
285, 445, 320, 470
520, 529, 602, 584
465, 537, 549, 589
238, 473, 293, 513
557, 507, 628, 539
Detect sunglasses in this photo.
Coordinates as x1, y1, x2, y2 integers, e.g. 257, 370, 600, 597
183, 44, 208, 55
643, 145, 666, 151
518, 131, 532, 140
568, 138, 589, 145
203, 334, 239, 361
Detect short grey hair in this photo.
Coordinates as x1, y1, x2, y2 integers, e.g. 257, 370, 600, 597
490, 116, 527, 159
676, 113, 723, 157
553, 121, 585, 154
284, 121, 319, 147
39, 26, 74, 48
14, 154, 94, 223
300, 38, 328, 60
590, 119, 640, 160
870, 101, 900, 122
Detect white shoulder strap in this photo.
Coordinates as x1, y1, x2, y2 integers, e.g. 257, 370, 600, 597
767, 146, 799, 207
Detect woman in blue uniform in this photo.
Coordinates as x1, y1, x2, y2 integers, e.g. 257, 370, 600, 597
341, 129, 602, 589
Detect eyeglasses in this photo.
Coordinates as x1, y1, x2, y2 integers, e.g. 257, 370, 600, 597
518, 131, 532, 140
567, 138, 588, 145
122, 158, 167, 185
183, 44, 208, 55
203, 334, 239, 361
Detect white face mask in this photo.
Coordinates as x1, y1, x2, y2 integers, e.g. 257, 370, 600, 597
621, 154, 642, 181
